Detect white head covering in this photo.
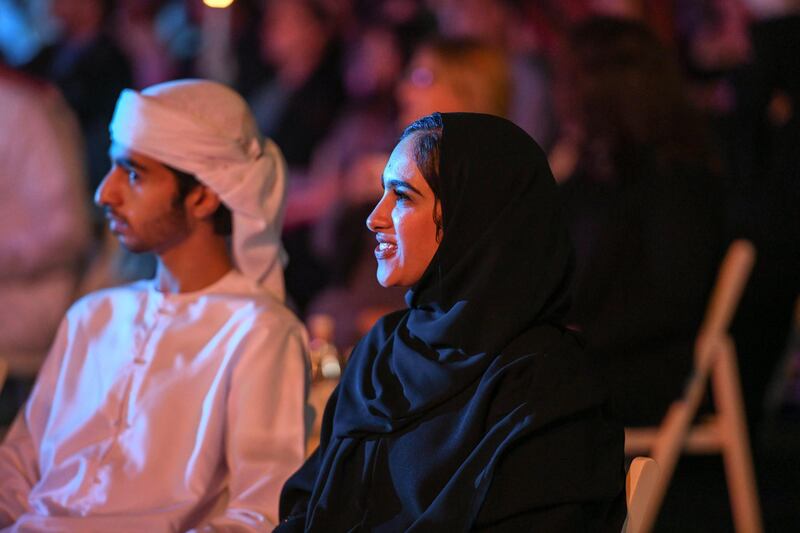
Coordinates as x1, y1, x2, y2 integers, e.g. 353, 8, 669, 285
109, 79, 288, 301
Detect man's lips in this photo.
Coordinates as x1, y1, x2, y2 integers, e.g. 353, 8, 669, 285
106, 213, 128, 233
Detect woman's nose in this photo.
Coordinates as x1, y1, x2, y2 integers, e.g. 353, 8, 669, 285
366, 195, 390, 233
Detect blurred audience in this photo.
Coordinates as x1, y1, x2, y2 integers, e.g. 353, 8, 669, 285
298, 22, 410, 343
0, 63, 91, 422
0, 2, 798, 527
248, 0, 347, 314
23, 0, 133, 195
557, 16, 725, 426
287, 22, 404, 231
113, 0, 178, 88
249, 0, 345, 170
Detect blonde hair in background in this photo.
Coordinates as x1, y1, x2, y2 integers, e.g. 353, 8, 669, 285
425, 38, 512, 118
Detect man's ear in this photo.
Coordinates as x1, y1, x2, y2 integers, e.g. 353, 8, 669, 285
186, 185, 222, 220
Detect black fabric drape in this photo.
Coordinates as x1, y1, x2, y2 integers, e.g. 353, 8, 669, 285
278, 113, 625, 532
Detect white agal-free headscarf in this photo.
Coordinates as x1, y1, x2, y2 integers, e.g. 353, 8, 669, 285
109, 79, 288, 301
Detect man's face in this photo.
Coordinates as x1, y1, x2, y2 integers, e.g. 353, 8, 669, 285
95, 144, 191, 254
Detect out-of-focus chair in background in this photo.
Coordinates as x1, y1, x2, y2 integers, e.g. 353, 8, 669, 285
623, 457, 660, 533
625, 240, 763, 532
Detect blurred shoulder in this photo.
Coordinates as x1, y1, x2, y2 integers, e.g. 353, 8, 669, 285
65, 279, 152, 320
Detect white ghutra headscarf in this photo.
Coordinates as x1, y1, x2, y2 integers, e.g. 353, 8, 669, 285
109, 79, 288, 301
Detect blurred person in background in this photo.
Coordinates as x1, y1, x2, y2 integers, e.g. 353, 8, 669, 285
396, 37, 510, 127
554, 20, 735, 530
0, 63, 91, 425
674, 0, 754, 216
288, 21, 405, 231
556, 16, 725, 427
248, 0, 346, 315
426, 0, 558, 149
23, 0, 133, 196
113, 0, 178, 88
249, 0, 345, 170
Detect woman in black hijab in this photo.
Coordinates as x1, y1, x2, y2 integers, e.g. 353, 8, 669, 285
277, 113, 625, 531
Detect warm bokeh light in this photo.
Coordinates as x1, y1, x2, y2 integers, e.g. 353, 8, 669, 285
203, 0, 235, 8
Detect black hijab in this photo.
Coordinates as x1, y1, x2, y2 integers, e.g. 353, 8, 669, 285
279, 113, 622, 531
333, 112, 574, 435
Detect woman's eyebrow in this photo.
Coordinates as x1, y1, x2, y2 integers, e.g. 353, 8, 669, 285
385, 178, 423, 196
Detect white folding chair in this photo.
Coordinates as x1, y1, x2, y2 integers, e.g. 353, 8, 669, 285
623, 457, 660, 533
624, 239, 763, 533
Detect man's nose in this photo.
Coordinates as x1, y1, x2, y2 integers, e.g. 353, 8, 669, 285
94, 169, 119, 207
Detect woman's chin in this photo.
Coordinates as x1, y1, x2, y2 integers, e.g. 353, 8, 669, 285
376, 274, 395, 288
376, 269, 408, 289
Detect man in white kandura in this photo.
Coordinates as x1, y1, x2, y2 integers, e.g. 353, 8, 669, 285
0, 79, 309, 532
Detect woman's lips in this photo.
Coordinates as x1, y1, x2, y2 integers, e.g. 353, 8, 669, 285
374, 241, 397, 259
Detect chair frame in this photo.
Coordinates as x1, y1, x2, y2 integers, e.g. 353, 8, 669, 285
623, 456, 660, 533
624, 240, 763, 533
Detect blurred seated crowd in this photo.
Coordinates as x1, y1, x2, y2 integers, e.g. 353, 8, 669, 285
1, 0, 799, 502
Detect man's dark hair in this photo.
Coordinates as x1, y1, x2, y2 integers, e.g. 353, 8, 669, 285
401, 112, 444, 235
168, 165, 233, 236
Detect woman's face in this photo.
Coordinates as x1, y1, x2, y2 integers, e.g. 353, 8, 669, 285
366, 135, 441, 288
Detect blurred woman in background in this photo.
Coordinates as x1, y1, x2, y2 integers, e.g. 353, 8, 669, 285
396, 37, 510, 127
556, 16, 725, 426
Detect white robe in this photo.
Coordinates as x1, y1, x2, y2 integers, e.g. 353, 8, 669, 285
0, 270, 308, 532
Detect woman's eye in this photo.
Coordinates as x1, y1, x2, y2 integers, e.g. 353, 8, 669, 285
128, 170, 139, 182
392, 189, 410, 202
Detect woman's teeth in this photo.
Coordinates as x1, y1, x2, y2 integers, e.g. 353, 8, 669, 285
375, 242, 397, 259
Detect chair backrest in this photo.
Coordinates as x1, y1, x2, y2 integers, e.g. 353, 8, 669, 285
694, 239, 756, 373
623, 457, 660, 533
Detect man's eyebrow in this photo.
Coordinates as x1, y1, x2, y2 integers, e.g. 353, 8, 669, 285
385, 178, 423, 196
110, 155, 147, 171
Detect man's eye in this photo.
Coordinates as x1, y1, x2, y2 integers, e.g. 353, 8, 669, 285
128, 170, 139, 182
